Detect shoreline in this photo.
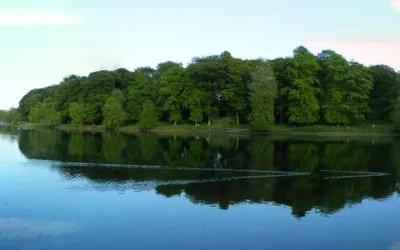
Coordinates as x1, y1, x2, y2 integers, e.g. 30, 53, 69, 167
50, 124, 397, 137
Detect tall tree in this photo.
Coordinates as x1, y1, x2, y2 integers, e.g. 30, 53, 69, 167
84, 94, 108, 125
139, 100, 159, 129
0, 110, 8, 124
283, 46, 320, 124
318, 50, 352, 124
53, 75, 85, 123
347, 62, 373, 121
391, 97, 400, 132
368, 65, 400, 120
29, 98, 61, 126
183, 87, 203, 126
126, 72, 154, 122
69, 102, 85, 126
102, 97, 126, 129
158, 66, 186, 125
187, 53, 226, 125
272, 57, 292, 124
220, 54, 252, 126
18, 87, 54, 120
318, 51, 373, 124
248, 64, 277, 130
8, 108, 21, 125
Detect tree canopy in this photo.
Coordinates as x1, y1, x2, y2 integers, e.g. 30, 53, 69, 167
15, 46, 399, 129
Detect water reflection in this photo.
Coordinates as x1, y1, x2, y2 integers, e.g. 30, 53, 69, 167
6, 128, 400, 218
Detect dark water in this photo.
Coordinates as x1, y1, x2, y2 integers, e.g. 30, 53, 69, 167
0, 127, 399, 250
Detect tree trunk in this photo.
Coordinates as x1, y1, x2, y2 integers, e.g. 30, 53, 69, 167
236, 112, 239, 126
208, 116, 211, 126
174, 120, 177, 126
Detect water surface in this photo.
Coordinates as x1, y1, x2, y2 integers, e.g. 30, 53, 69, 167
0, 127, 399, 250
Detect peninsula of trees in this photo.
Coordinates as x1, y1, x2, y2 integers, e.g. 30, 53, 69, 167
1, 46, 400, 130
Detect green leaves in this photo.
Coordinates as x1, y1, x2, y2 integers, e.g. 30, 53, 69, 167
29, 98, 61, 126
16, 47, 399, 130
102, 97, 127, 129
183, 87, 203, 125
318, 51, 373, 124
69, 102, 85, 126
368, 65, 400, 120
284, 46, 320, 124
248, 64, 277, 130
158, 66, 185, 125
139, 100, 159, 129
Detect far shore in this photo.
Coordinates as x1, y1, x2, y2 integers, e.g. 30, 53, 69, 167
13, 122, 394, 137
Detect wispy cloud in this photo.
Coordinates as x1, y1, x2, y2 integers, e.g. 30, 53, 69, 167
390, 0, 400, 12
0, 8, 80, 26
247, 15, 263, 24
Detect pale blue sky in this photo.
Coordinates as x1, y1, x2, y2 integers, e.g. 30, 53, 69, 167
0, 0, 399, 109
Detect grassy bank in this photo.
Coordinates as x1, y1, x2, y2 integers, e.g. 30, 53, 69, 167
54, 121, 396, 136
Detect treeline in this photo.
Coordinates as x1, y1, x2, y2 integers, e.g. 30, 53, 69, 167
0, 108, 21, 125
9, 46, 400, 130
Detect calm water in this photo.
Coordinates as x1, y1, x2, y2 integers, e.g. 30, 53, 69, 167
0, 127, 399, 250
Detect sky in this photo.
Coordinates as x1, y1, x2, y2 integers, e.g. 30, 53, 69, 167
0, 0, 399, 109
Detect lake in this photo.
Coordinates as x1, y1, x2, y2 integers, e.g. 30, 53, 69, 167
0, 127, 399, 250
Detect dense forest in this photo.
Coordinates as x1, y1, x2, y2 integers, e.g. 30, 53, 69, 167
1, 46, 400, 130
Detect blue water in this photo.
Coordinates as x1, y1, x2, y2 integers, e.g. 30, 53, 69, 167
0, 129, 399, 250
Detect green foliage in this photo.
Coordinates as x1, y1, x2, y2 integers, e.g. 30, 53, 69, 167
102, 97, 126, 129
29, 98, 61, 126
18, 88, 52, 120
318, 51, 373, 124
159, 66, 186, 125
16, 47, 400, 130
0, 110, 8, 124
69, 102, 85, 126
283, 46, 320, 124
220, 56, 252, 125
139, 100, 159, 129
84, 94, 107, 125
368, 65, 400, 120
391, 97, 400, 132
272, 57, 292, 124
212, 117, 235, 130
0, 109, 20, 125
8, 108, 21, 125
318, 50, 351, 124
248, 64, 277, 130
126, 72, 154, 121
111, 89, 126, 106
347, 62, 373, 120
183, 87, 203, 125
